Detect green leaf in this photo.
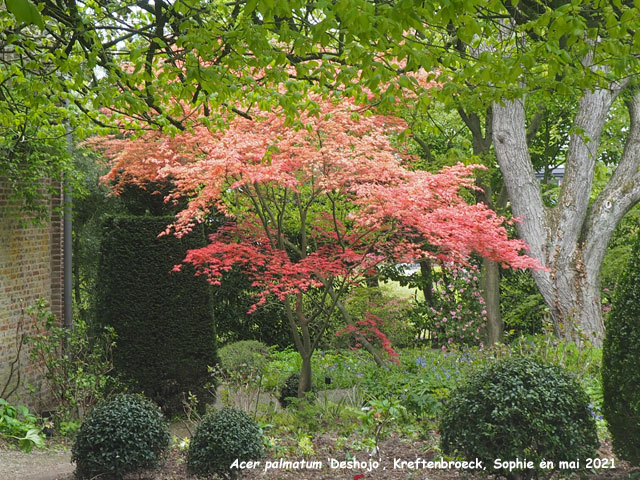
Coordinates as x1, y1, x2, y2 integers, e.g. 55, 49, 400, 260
244, 0, 258, 14
5, 0, 45, 29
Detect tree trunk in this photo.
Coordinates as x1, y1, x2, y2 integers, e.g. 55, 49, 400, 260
492, 83, 640, 346
283, 296, 316, 397
481, 257, 503, 344
458, 107, 504, 344
538, 259, 603, 343
73, 233, 83, 311
476, 181, 503, 345
418, 259, 434, 305
298, 351, 313, 398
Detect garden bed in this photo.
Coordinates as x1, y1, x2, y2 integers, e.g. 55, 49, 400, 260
1, 434, 637, 480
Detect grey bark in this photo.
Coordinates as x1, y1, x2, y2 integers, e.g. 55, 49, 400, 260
492, 82, 639, 346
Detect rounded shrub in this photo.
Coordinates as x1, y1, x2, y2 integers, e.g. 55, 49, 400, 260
278, 372, 316, 408
603, 228, 640, 465
218, 340, 269, 377
72, 394, 170, 480
278, 372, 301, 408
440, 356, 598, 479
187, 407, 264, 479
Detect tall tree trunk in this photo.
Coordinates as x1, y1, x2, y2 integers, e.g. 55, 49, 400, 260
492, 82, 640, 346
419, 259, 434, 306
481, 258, 503, 344
544, 253, 603, 341
458, 107, 504, 344
284, 295, 316, 397
475, 182, 503, 345
72, 233, 82, 309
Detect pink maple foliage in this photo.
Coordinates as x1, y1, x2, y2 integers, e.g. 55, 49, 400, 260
92, 95, 539, 392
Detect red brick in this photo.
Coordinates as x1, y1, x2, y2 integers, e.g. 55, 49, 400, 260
0, 176, 64, 410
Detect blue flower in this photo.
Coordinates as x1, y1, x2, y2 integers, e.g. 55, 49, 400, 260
416, 356, 427, 367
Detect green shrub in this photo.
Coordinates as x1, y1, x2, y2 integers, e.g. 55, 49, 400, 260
279, 372, 301, 408
440, 356, 598, 479
187, 407, 264, 479
403, 264, 486, 349
0, 399, 45, 452
500, 270, 547, 338
342, 286, 416, 349
72, 394, 170, 480
511, 334, 602, 382
96, 215, 217, 414
362, 350, 461, 419
603, 227, 640, 465
25, 299, 119, 423
213, 269, 292, 348
218, 340, 269, 377
277, 372, 319, 408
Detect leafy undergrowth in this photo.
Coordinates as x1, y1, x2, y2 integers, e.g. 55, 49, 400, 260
0, 337, 625, 479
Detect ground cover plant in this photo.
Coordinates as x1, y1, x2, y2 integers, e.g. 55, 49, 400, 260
0, 399, 45, 453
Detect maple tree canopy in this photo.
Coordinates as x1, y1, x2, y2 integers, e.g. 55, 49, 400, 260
94, 97, 540, 314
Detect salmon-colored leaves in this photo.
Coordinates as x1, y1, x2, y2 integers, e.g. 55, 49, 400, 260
94, 97, 541, 318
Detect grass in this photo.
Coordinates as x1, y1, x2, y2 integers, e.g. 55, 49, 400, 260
379, 279, 425, 302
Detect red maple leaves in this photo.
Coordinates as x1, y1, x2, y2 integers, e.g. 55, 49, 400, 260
93, 95, 539, 362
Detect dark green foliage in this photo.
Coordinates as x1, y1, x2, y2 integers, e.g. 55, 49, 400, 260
603, 227, 640, 466
279, 372, 301, 408
440, 356, 598, 479
218, 340, 269, 377
95, 215, 217, 414
500, 270, 547, 338
72, 394, 170, 480
116, 181, 185, 216
25, 299, 119, 422
214, 269, 291, 348
187, 407, 264, 479
72, 151, 126, 326
278, 372, 316, 407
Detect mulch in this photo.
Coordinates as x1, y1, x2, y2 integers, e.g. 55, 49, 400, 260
2, 432, 639, 480
116, 434, 640, 480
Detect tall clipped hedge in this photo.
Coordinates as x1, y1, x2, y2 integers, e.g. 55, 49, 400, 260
603, 228, 640, 466
96, 215, 216, 414
213, 268, 291, 348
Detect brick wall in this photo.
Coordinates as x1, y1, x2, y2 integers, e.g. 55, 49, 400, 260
0, 177, 65, 410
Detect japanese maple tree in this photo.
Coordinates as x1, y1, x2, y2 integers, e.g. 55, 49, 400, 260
94, 97, 539, 396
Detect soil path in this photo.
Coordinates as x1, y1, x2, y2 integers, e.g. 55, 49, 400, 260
0, 448, 73, 480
